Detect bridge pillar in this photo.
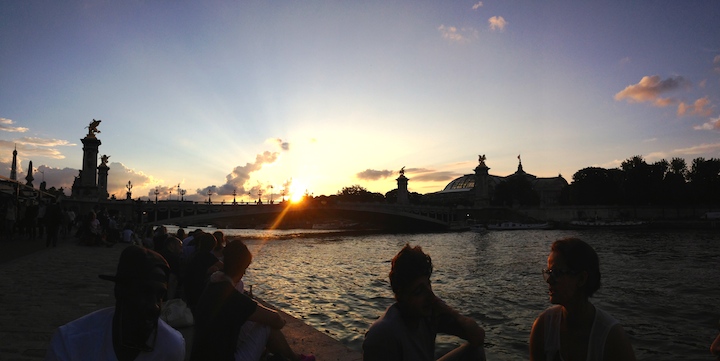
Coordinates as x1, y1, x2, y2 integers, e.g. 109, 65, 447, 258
396, 169, 409, 205
474, 155, 490, 208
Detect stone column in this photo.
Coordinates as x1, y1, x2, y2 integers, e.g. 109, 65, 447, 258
396, 169, 409, 205
80, 136, 101, 188
97, 162, 110, 200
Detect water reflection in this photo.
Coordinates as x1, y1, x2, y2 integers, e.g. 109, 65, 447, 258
172, 227, 720, 360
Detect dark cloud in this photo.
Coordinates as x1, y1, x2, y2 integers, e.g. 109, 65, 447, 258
271, 138, 290, 151
410, 171, 461, 182
356, 169, 394, 181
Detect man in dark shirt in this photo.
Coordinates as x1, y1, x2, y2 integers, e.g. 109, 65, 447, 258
190, 240, 313, 361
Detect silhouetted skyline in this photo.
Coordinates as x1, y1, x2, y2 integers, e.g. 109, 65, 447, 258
1, 1, 719, 202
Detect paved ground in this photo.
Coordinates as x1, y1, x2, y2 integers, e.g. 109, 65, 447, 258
0, 234, 361, 361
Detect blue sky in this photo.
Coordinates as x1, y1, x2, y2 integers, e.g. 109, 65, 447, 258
1, 1, 719, 203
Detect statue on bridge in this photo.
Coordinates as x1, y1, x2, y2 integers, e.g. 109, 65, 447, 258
86, 119, 101, 138
399, 166, 405, 176
100, 154, 110, 166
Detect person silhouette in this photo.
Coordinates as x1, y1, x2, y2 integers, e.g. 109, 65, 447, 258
363, 243, 486, 360
529, 237, 635, 361
45, 245, 185, 361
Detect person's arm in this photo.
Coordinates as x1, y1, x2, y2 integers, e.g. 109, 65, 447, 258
247, 302, 286, 329
603, 324, 636, 361
434, 297, 485, 347
712, 331, 720, 357
529, 314, 546, 361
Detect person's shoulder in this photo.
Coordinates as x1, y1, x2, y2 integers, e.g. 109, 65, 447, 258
59, 307, 114, 334
158, 318, 186, 346
365, 304, 402, 338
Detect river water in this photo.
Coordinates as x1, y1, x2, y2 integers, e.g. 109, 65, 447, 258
169, 227, 720, 360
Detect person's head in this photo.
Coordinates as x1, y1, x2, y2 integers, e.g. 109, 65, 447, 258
212, 230, 225, 250
544, 237, 601, 304
389, 244, 435, 317
194, 232, 217, 252
100, 246, 169, 324
176, 228, 186, 240
164, 236, 182, 254
153, 225, 167, 237
223, 240, 252, 281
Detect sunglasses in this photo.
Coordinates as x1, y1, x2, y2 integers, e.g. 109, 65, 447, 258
542, 268, 579, 282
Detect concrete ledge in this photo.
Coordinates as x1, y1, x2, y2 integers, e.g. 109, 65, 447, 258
179, 298, 362, 361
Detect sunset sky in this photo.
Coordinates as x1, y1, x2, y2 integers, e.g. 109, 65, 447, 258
1, 1, 719, 203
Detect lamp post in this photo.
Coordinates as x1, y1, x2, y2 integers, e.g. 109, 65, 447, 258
180, 188, 186, 201
169, 188, 172, 201
126, 180, 133, 200
232, 189, 237, 205
154, 187, 159, 204
177, 184, 181, 201
207, 189, 213, 204
257, 189, 263, 205
269, 185, 274, 204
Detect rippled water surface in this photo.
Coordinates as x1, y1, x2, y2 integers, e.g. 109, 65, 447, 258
184, 228, 720, 360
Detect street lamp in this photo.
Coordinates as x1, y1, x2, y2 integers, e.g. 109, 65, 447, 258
154, 187, 159, 204
126, 180, 133, 200
257, 189, 263, 204
207, 189, 213, 204
232, 189, 237, 205
180, 188, 186, 201
269, 185, 274, 204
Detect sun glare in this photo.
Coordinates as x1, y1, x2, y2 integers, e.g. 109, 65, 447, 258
289, 182, 307, 203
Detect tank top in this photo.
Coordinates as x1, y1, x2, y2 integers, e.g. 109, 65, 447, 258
543, 304, 619, 361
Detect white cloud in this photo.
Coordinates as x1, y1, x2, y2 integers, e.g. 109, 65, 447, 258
488, 16, 507, 31
693, 116, 720, 131
472, 1, 483, 10
614, 75, 690, 106
438, 25, 478, 43
0, 118, 29, 133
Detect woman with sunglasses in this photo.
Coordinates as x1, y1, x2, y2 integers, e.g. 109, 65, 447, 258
529, 237, 635, 361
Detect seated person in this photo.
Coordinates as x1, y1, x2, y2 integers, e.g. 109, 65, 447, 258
45, 245, 185, 361
363, 244, 486, 361
529, 237, 635, 361
183, 232, 223, 312
190, 240, 313, 361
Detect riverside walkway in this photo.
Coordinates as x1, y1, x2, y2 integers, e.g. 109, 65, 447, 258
0, 235, 361, 361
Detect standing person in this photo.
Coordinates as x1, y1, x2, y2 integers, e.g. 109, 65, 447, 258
529, 237, 635, 361
44, 198, 63, 247
363, 244, 486, 361
190, 240, 313, 361
4, 199, 17, 239
45, 245, 185, 361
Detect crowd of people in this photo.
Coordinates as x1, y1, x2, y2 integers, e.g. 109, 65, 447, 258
46, 226, 315, 361
1, 197, 76, 245
44, 229, 720, 360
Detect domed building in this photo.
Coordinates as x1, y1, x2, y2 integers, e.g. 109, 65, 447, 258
422, 155, 568, 207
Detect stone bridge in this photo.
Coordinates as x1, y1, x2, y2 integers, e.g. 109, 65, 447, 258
143, 201, 459, 231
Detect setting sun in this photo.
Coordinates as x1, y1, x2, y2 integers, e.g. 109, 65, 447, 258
289, 181, 308, 203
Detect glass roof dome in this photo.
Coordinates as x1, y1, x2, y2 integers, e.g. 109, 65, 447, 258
442, 174, 475, 192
